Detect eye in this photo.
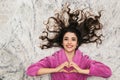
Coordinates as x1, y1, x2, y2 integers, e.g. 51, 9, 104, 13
72, 38, 77, 41
64, 38, 68, 40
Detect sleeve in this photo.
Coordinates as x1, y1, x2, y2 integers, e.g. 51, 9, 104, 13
26, 53, 57, 76
83, 55, 112, 78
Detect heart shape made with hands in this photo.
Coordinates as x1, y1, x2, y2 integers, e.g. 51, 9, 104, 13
64, 66, 74, 72
59, 61, 79, 73
63, 63, 76, 72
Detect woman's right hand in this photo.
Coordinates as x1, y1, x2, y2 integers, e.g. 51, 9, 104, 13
55, 61, 69, 73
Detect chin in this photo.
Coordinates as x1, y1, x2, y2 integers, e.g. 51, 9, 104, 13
65, 49, 75, 53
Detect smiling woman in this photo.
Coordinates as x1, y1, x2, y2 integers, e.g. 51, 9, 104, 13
63, 32, 78, 54
26, 3, 112, 80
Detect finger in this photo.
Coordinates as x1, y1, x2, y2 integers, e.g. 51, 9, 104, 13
69, 61, 78, 68
59, 69, 69, 73
69, 61, 76, 65
63, 70, 69, 73
70, 69, 78, 73
69, 62, 81, 72
64, 62, 69, 67
61, 61, 69, 68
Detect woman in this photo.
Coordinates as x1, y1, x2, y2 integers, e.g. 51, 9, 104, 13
26, 3, 112, 80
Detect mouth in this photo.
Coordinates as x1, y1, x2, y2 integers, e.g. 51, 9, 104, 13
66, 45, 73, 48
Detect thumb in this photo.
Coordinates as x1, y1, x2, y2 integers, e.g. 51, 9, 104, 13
69, 69, 78, 73
59, 69, 69, 73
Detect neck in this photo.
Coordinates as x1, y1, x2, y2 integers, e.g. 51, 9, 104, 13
65, 50, 75, 61
65, 51, 74, 55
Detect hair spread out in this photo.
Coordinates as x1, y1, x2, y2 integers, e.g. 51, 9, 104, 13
39, 3, 103, 49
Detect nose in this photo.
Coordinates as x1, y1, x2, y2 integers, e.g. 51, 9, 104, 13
68, 40, 72, 44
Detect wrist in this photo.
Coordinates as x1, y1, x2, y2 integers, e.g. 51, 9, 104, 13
78, 69, 90, 74
54, 68, 59, 73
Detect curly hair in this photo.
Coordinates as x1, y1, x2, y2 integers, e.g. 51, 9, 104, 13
39, 3, 103, 49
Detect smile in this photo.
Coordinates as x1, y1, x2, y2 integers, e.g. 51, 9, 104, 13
66, 45, 73, 48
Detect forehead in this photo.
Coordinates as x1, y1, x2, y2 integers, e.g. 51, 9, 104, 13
63, 32, 77, 38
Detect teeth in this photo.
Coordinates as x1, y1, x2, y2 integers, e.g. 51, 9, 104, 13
66, 45, 73, 48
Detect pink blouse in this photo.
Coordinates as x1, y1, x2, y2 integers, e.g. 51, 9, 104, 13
26, 49, 112, 80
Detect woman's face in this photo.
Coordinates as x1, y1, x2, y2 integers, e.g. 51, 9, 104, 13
62, 32, 78, 54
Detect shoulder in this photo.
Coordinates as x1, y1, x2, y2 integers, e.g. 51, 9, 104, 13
76, 49, 90, 59
51, 49, 64, 57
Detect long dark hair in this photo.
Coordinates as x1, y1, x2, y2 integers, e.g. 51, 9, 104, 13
39, 3, 103, 49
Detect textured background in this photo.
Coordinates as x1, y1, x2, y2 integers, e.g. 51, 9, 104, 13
0, 0, 120, 80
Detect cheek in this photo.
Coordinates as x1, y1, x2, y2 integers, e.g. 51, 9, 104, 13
74, 41, 78, 47
74, 42, 78, 46
62, 41, 67, 46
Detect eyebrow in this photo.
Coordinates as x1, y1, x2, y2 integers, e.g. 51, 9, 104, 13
64, 36, 77, 38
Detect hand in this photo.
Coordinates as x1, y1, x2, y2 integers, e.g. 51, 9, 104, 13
59, 68, 69, 73
55, 61, 69, 73
69, 61, 90, 74
69, 61, 82, 73
69, 69, 78, 73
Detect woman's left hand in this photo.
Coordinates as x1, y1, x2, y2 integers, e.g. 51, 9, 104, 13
69, 61, 90, 74
69, 61, 82, 73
